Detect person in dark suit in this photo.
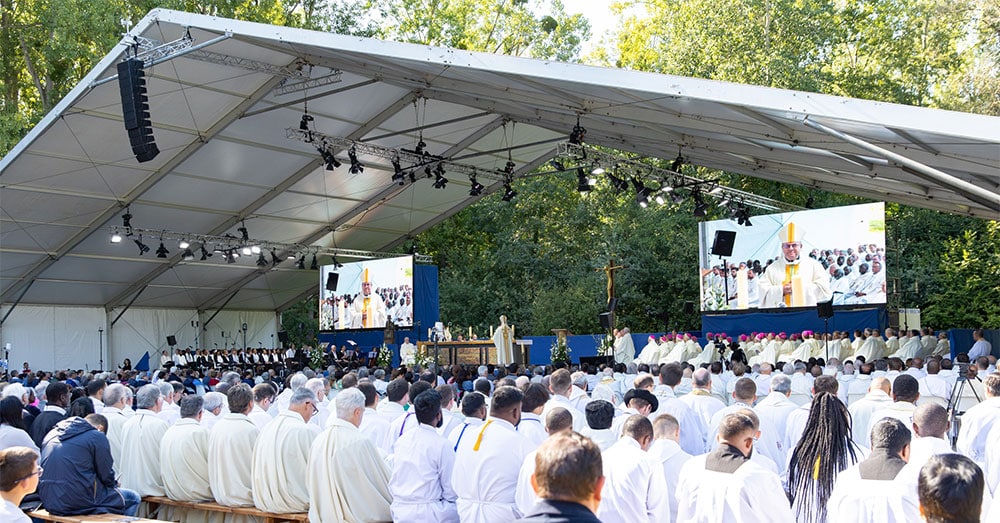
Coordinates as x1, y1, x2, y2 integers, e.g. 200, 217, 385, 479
517, 431, 604, 522
28, 382, 70, 448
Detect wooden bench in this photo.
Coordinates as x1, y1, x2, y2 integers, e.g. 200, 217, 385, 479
28, 508, 171, 522
143, 496, 309, 523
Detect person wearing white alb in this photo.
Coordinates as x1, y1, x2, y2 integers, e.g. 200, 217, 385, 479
955, 372, 1000, 470
709, 377, 781, 472
516, 383, 549, 449
580, 400, 618, 451
847, 377, 893, 451
597, 414, 669, 523
753, 374, 798, 472
452, 386, 532, 522
447, 393, 487, 451
642, 366, 706, 455
784, 375, 841, 454
866, 374, 920, 439
387, 381, 433, 453
352, 382, 391, 454
826, 418, 920, 523
677, 368, 725, 438
968, 328, 993, 360
541, 369, 586, 433
514, 407, 575, 515
247, 383, 275, 430
647, 414, 691, 523
676, 409, 794, 522
390, 389, 459, 523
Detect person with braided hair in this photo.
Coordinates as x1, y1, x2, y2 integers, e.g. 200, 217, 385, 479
786, 392, 862, 523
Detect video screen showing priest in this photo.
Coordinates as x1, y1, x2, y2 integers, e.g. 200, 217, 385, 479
698, 203, 885, 311
319, 256, 414, 330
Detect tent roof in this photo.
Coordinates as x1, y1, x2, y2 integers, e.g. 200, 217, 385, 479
2, 9, 998, 312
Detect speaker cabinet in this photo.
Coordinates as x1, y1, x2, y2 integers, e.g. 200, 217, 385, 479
710, 230, 737, 257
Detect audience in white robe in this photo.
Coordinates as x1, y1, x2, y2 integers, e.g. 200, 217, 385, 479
208, 383, 259, 508
580, 400, 617, 451
247, 383, 276, 430
452, 386, 532, 522
541, 369, 586, 433
650, 364, 709, 455
155, 381, 181, 426
389, 388, 459, 523
955, 372, 1000, 471
159, 396, 214, 522
448, 392, 487, 451
827, 417, 920, 522
597, 414, 668, 523
307, 388, 392, 523
100, 384, 131, 480
119, 384, 168, 497
252, 387, 318, 514
515, 407, 574, 514
647, 413, 691, 523
199, 392, 225, 431
517, 431, 604, 522
355, 381, 391, 453
917, 454, 985, 523
516, 383, 549, 449
676, 409, 794, 522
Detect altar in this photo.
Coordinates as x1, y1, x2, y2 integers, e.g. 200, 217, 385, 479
416, 340, 531, 366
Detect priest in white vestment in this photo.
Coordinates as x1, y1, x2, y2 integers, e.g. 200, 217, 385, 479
596, 415, 669, 523
613, 328, 635, 365
119, 384, 168, 497
647, 414, 692, 523
758, 223, 832, 308
399, 337, 416, 366
160, 396, 215, 523
492, 316, 515, 366
826, 418, 920, 523
675, 409, 795, 522
252, 388, 318, 514
308, 388, 392, 523
349, 268, 388, 328
101, 384, 132, 480
452, 386, 533, 522
389, 388, 459, 523
208, 384, 259, 507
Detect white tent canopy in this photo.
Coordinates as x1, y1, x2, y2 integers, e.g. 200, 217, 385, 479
1, 9, 998, 367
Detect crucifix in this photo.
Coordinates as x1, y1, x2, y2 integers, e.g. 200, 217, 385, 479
597, 259, 628, 306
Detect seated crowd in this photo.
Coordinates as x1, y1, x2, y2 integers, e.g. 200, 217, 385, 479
0, 325, 995, 522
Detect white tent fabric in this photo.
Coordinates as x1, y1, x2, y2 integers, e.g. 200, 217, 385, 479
1, 305, 106, 371
0, 8, 997, 324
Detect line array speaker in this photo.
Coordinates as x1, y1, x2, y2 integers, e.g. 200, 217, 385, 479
117, 58, 159, 163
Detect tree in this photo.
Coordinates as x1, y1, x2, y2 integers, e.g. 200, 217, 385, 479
923, 221, 1000, 329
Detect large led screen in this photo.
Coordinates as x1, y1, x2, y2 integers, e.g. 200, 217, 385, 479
698, 203, 885, 311
319, 255, 414, 330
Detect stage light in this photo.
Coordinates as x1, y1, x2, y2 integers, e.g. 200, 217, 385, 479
692, 191, 708, 217
718, 196, 731, 207
432, 163, 448, 189
256, 253, 268, 267
576, 168, 592, 193
332, 255, 344, 269
270, 250, 281, 266
230, 250, 240, 259
805, 195, 815, 209
238, 223, 250, 242
348, 146, 364, 174
671, 191, 685, 204
121, 210, 132, 230
110, 230, 123, 244
550, 159, 566, 172
502, 182, 517, 202
709, 186, 723, 195
424, 165, 433, 178
632, 178, 652, 208
200, 246, 212, 261
655, 194, 665, 205
310, 254, 319, 270
319, 146, 341, 171
414, 140, 426, 156
670, 154, 684, 172
241, 246, 252, 256
503, 160, 516, 176
299, 113, 314, 131
469, 174, 484, 196
591, 164, 605, 175
569, 119, 587, 145
226, 250, 237, 264
391, 156, 405, 185
606, 170, 628, 193
134, 236, 150, 255
156, 241, 169, 258
182, 248, 195, 261
178, 239, 190, 249
251, 245, 261, 255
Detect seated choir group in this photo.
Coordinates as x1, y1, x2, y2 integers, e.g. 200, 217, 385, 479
0, 325, 996, 523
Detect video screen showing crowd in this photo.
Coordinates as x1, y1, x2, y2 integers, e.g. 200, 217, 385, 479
700, 203, 886, 311
319, 256, 414, 330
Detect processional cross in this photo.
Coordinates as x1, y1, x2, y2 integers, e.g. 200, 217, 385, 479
597, 259, 628, 306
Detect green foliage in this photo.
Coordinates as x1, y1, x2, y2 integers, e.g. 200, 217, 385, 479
923, 222, 1000, 329
281, 296, 319, 348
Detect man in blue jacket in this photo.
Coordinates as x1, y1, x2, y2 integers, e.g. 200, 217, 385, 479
37, 414, 140, 516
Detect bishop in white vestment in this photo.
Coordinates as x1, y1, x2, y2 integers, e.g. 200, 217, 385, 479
308, 388, 392, 523
758, 222, 831, 308
252, 388, 318, 514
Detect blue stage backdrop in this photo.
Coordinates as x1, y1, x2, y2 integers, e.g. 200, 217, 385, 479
701, 307, 888, 342
318, 265, 439, 368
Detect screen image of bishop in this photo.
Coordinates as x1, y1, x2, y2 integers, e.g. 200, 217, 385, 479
698, 202, 885, 311
319, 255, 414, 330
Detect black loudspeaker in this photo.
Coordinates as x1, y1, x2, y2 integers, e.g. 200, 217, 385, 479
710, 230, 737, 257
277, 331, 289, 343
683, 301, 695, 315
166, 335, 177, 346
325, 272, 339, 292
598, 312, 613, 330
607, 297, 618, 312
117, 58, 159, 163
817, 300, 834, 319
